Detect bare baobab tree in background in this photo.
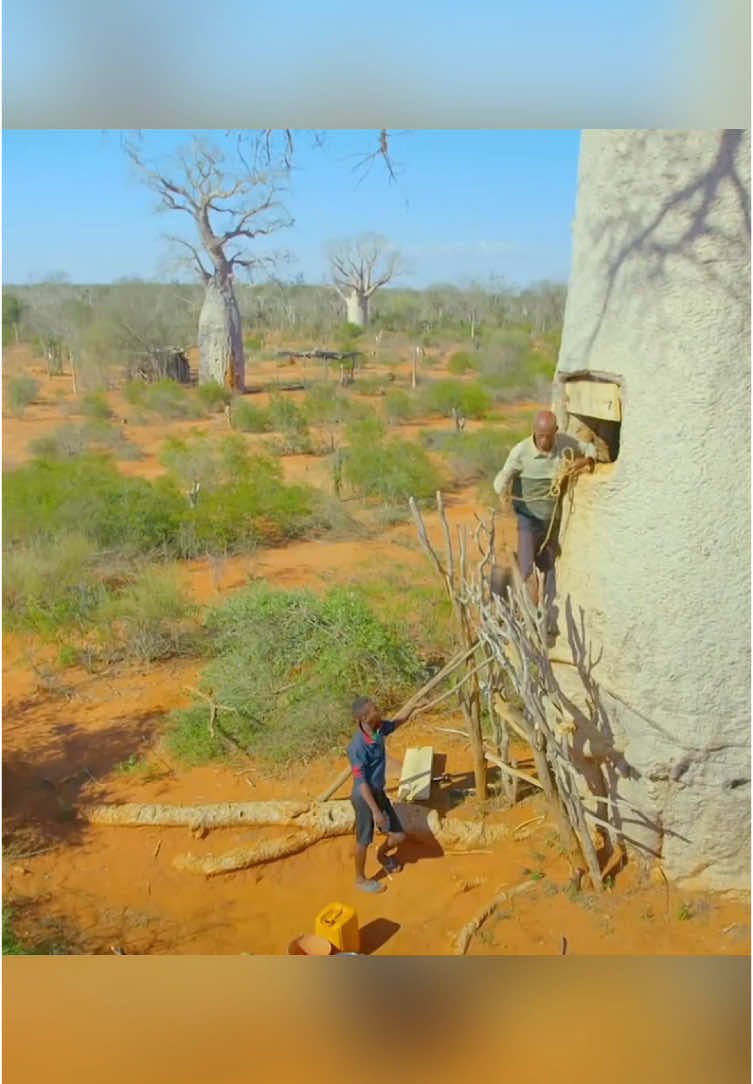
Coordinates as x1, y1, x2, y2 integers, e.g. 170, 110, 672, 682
327, 233, 404, 328
125, 132, 293, 390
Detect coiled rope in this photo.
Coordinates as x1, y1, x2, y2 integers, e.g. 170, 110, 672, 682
501, 446, 579, 556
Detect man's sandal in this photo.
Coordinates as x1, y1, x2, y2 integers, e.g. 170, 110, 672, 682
357, 879, 386, 893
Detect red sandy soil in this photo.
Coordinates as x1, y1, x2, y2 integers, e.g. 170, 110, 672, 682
3, 346, 749, 955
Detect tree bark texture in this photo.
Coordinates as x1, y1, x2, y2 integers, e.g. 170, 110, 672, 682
345, 291, 369, 328
198, 277, 245, 391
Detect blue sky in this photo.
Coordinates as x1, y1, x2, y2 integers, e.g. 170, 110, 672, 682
2, 130, 581, 289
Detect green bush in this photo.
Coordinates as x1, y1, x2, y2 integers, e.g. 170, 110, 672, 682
342, 437, 442, 502
302, 383, 354, 426
2, 907, 71, 955
176, 478, 314, 555
159, 431, 250, 493
29, 422, 143, 462
124, 380, 148, 407
3, 454, 185, 554
384, 389, 419, 425
97, 565, 201, 662
267, 395, 309, 435
7, 375, 40, 416
165, 582, 426, 766
351, 570, 454, 659
419, 380, 492, 419
447, 350, 479, 375
436, 426, 529, 485
354, 376, 386, 397
29, 425, 86, 460
3, 442, 329, 564
264, 396, 315, 453
2, 533, 107, 634
344, 416, 386, 444
230, 399, 272, 432
338, 322, 365, 344
197, 380, 233, 413
80, 420, 144, 460
479, 351, 555, 399
80, 392, 112, 420
123, 379, 202, 419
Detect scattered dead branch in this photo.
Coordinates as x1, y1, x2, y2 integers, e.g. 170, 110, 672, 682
409, 495, 488, 798
454, 880, 536, 955
405, 497, 650, 891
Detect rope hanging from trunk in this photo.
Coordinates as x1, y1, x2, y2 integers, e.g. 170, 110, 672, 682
499, 447, 579, 556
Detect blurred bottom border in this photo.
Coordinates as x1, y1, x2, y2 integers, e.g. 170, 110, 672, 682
3, 956, 750, 1084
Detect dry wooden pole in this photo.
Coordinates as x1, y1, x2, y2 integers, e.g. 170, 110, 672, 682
409, 495, 488, 799
315, 643, 480, 802
483, 752, 542, 791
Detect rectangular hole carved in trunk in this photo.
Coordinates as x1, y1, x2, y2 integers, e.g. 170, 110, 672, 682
555, 372, 623, 463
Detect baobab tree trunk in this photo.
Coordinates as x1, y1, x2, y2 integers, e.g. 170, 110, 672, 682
198, 277, 245, 391
345, 291, 369, 328
412, 345, 421, 389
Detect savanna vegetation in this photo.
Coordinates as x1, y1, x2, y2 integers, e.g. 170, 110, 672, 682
2, 274, 554, 765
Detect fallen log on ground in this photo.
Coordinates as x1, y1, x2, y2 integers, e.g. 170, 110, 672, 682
84, 799, 510, 876
85, 799, 346, 831
173, 811, 510, 877
173, 830, 334, 874
85, 799, 508, 843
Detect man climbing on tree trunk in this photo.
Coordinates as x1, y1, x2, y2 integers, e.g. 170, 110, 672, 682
493, 410, 596, 609
347, 697, 415, 894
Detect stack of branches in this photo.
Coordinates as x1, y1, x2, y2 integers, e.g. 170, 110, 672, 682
127, 347, 192, 384
409, 494, 611, 891
409, 493, 492, 801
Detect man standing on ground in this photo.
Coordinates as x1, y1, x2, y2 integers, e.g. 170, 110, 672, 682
493, 410, 596, 606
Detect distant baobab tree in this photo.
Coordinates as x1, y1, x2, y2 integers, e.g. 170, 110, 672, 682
327, 233, 404, 328
125, 132, 293, 391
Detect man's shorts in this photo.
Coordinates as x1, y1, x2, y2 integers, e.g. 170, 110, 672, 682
350, 787, 403, 846
516, 514, 558, 580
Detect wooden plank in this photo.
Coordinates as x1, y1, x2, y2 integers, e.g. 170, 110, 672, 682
398, 747, 434, 802
564, 380, 621, 421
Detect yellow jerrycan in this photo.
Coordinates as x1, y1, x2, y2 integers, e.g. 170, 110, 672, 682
314, 902, 360, 953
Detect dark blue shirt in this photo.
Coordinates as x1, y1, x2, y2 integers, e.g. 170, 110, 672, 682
347, 720, 397, 792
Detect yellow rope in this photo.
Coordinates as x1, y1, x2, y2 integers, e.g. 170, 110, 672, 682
537, 446, 576, 555
499, 447, 578, 557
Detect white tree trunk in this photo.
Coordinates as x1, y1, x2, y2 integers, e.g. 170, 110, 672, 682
198, 277, 245, 391
345, 290, 369, 328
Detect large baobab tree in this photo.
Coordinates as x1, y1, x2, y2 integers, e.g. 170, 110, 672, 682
125, 133, 293, 390
551, 129, 750, 890
328, 234, 404, 328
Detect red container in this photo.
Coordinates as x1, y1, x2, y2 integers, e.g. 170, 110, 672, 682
286, 933, 335, 956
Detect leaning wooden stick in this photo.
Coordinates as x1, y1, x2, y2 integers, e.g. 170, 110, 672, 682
315, 643, 481, 802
